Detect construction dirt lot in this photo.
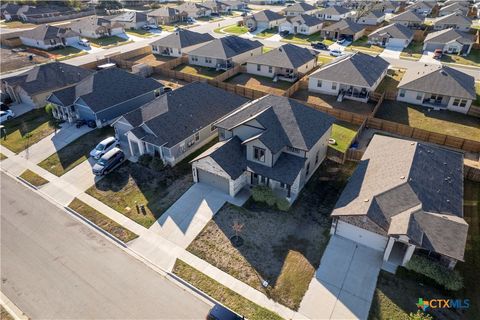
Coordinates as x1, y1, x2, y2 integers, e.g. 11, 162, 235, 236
1, 46, 49, 74
127, 53, 176, 67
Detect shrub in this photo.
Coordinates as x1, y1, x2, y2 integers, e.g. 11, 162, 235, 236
45, 103, 54, 116
276, 198, 290, 211
251, 186, 291, 211
138, 154, 152, 167
409, 310, 433, 320
150, 157, 164, 171
405, 255, 463, 291
251, 185, 270, 203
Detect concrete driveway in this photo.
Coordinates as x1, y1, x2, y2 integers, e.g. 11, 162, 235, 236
328, 41, 352, 52
419, 51, 441, 65
380, 46, 402, 59
149, 183, 249, 248
299, 236, 382, 320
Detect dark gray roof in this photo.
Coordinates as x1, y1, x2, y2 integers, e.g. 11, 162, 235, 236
151, 29, 213, 49
440, 2, 469, 15
332, 134, 467, 261
2, 62, 93, 95
122, 82, 249, 147
319, 5, 350, 15
424, 28, 475, 44
1, 3, 21, 15
390, 10, 425, 23
289, 14, 324, 27
368, 23, 414, 40
252, 9, 284, 22
55, 68, 162, 113
322, 19, 365, 34
216, 95, 335, 153
70, 16, 118, 31
247, 44, 316, 69
310, 52, 389, 88
434, 12, 472, 26
362, 10, 385, 19
284, 2, 316, 12
21, 24, 78, 41
176, 2, 210, 14
148, 7, 179, 17
48, 86, 76, 106
398, 65, 476, 99
188, 36, 262, 59
110, 11, 148, 23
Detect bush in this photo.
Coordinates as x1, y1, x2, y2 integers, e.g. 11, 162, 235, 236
251, 185, 270, 203
276, 198, 290, 211
45, 103, 54, 116
150, 157, 164, 171
251, 185, 291, 211
405, 255, 463, 291
409, 310, 433, 320
138, 154, 152, 167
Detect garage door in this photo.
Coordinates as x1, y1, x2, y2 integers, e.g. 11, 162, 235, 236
335, 220, 388, 252
424, 43, 440, 52
197, 169, 230, 194
388, 38, 406, 48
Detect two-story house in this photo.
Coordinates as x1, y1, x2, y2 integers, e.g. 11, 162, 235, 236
151, 29, 213, 57
316, 6, 351, 21
191, 95, 335, 203
19, 24, 80, 50
244, 10, 286, 31
112, 82, 249, 165
284, 2, 318, 17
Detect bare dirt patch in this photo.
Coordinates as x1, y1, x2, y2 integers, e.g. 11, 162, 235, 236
225, 73, 293, 95
1, 46, 49, 74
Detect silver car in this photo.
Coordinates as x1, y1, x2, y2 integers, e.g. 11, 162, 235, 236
89, 137, 118, 160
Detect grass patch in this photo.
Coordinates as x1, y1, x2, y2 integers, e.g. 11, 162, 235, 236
262, 46, 274, 53
225, 73, 293, 95
0, 109, 56, 154
317, 54, 334, 66
126, 29, 154, 38
173, 260, 282, 320
400, 41, 423, 60
173, 64, 223, 79
254, 27, 278, 39
0, 305, 14, 320
88, 36, 131, 48
49, 46, 83, 57
19, 169, 49, 187
347, 36, 384, 53
475, 83, 480, 106
215, 24, 248, 34
375, 101, 480, 141
159, 24, 176, 32
68, 198, 138, 243
0, 153, 7, 160
280, 32, 324, 45
330, 122, 358, 152
442, 50, 480, 67
38, 127, 114, 176
375, 69, 405, 94
0, 20, 36, 28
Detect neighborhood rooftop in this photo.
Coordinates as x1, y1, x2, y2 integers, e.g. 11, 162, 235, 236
390, 10, 425, 22
289, 14, 323, 27
424, 28, 475, 45
318, 5, 350, 15
21, 24, 78, 41
151, 29, 214, 49
322, 19, 365, 34
368, 23, 414, 40
252, 9, 284, 21
246, 44, 317, 69
188, 36, 262, 59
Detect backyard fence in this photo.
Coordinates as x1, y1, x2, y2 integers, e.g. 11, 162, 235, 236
464, 165, 480, 182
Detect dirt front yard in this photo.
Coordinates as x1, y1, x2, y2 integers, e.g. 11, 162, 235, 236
0, 47, 49, 74
225, 73, 293, 95
187, 160, 357, 310
126, 53, 176, 67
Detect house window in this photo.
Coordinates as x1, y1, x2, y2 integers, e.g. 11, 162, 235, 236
332, 82, 337, 90
306, 162, 310, 176
191, 56, 198, 62
195, 132, 200, 141
253, 146, 265, 162
155, 90, 160, 97
315, 150, 320, 164
257, 64, 261, 71
268, 66, 273, 73
317, 80, 322, 87
399, 89, 406, 97
286, 146, 300, 153
453, 98, 467, 107
205, 57, 212, 63
416, 92, 422, 100
280, 182, 287, 189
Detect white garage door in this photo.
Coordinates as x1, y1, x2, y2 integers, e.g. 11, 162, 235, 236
335, 220, 388, 252
388, 38, 407, 48
197, 169, 230, 194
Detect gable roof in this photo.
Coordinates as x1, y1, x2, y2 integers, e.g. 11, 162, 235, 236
332, 134, 467, 261
2, 62, 93, 95
289, 14, 324, 27
151, 29, 213, 49
318, 5, 350, 15
368, 23, 414, 40
251, 9, 284, 22
21, 24, 79, 41
188, 36, 262, 59
109, 11, 147, 24
284, 2, 317, 12
215, 95, 335, 153
310, 52, 389, 87
362, 10, 385, 19
246, 44, 317, 69
176, 2, 210, 14
70, 15, 119, 31
322, 19, 365, 33
424, 28, 475, 44
434, 12, 472, 26
439, 2, 469, 15
122, 82, 249, 147
56, 68, 162, 113
390, 9, 425, 23
398, 65, 476, 99
406, 1, 435, 10
148, 7, 179, 17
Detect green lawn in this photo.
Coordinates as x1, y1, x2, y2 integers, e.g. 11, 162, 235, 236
254, 27, 278, 39
0, 109, 56, 154
281, 32, 325, 45
174, 64, 224, 79
347, 36, 384, 53
159, 24, 176, 32
375, 101, 480, 141
263, 47, 274, 53
476, 83, 480, 106
38, 127, 114, 176
49, 46, 88, 61
126, 29, 155, 38
215, 24, 248, 35
442, 49, 480, 67
88, 36, 131, 48
318, 55, 334, 66
68, 198, 139, 243
173, 260, 283, 320
0, 20, 36, 28
375, 69, 405, 94
400, 41, 423, 60
330, 122, 358, 152
19, 169, 49, 187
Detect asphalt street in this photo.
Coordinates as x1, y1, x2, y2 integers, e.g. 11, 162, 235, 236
0, 172, 211, 319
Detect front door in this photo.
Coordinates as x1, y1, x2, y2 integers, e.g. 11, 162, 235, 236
130, 140, 140, 156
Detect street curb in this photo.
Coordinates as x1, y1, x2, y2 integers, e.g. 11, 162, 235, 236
0, 291, 29, 320
16, 176, 38, 190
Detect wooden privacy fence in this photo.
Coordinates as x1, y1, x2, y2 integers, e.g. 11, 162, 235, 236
464, 165, 480, 182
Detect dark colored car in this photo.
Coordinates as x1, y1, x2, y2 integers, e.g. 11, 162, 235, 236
241, 11, 247, 16
279, 30, 290, 37
87, 120, 97, 128
163, 87, 173, 93
92, 148, 124, 176
207, 305, 243, 320
312, 42, 328, 50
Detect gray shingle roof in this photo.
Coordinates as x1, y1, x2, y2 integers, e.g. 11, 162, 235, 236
390, 10, 425, 23
424, 28, 475, 44
188, 36, 262, 59
246, 44, 317, 69
368, 23, 414, 40
2, 62, 93, 95
331, 134, 467, 261
216, 95, 335, 153
322, 19, 365, 34
252, 9, 284, 22
398, 65, 476, 99
319, 5, 350, 15
284, 2, 316, 12
48, 86, 76, 106
439, 2, 469, 15
151, 29, 213, 49
362, 10, 385, 19
122, 82, 249, 147
109, 11, 148, 24
289, 14, 324, 27
21, 24, 78, 41
310, 52, 389, 88
70, 15, 120, 32
434, 12, 472, 26
148, 7, 179, 17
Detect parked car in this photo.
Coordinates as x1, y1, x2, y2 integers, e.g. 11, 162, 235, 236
141, 25, 150, 30
207, 305, 243, 320
78, 38, 90, 47
92, 148, 124, 176
0, 110, 15, 123
312, 42, 328, 50
279, 30, 290, 37
336, 37, 346, 44
11, 47, 26, 53
163, 87, 173, 93
433, 49, 443, 60
147, 24, 159, 29
186, 17, 195, 23
329, 49, 343, 57
90, 136, 119, 160
241, 11, 247, 16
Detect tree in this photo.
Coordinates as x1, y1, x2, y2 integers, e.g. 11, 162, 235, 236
231, 220, 244, 247
409, 311, 433, 320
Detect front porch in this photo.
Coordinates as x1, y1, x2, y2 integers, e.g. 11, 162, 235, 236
337, 84, 370, 103
249, 172, 294, 203
382, 237, 415, 274
52, 104, 77, 123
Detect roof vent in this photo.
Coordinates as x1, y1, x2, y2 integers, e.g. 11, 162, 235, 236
410, 142, 415, 145
400, 176, 405, 179
364, 198, 369, 202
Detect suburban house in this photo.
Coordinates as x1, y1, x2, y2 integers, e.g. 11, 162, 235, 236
405, 1, 435, 15
108, 11, 150, 30
244, 10, 286, 31
176, 2, 212, 18
396, 65, 476, 114
389, 10, 425, 28
245, 44, 317, 82
187, 36, 263, 70
432, 13, 472, 32
316, 6, 351, 21
357, 10, 386, 25
1, 3, 22, 20
279, 14, 324, 35
147, 7, 186, 25
2, 4, 94, 23
191, 95, 336, 203
320, 19, 366, 41
439, 2, 469, 16
284, 2, 318, 17
221, 0, 247, 11
371, 1, 400, 14
46, 68, 162, 126
367, 23, 414, 48
69, 16, 124, 39
112, 82, 249, 165
203, 0, 232, 14
150, 29, 213, 57
19, 24, 80, 50
1, 62, 93, 108
423, 28, 475, 55
330, 134, 468, 272
308, 52, 389, 103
